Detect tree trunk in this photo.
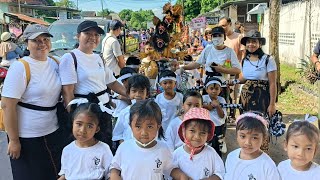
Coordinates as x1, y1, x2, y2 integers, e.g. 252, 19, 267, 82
269, 0, 281, 97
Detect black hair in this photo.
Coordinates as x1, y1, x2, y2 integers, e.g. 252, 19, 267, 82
286, 121, 320, 145
183, 90, 203, 105
183, 55, 193, 62
236, 116, 268, 139
145, 41, 151, 46
129, 99, 165, 139
220, 17, 232, 24
120, 67, 136, 76
126, 56, 141, 66
159, 70, 176, 80
127, 74, 150, 96
71, 103, 106, 141
204, 76, 223, 87
184, 119, 213, 136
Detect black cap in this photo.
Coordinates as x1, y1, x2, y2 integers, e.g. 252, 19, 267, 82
77, 20, 105, 34
212, 26, 225, 35
110, 20, 124, 31
241, 30, 266, 45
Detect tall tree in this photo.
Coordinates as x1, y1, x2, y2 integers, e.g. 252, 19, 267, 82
55, 0, 76, 8
97, 9, 114, 17
176, 0, 201, 21
119, 9, 134, 22
36, 0, 56, 17
269, 0, 281, 95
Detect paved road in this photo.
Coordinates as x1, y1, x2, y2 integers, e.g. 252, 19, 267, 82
0, 131, 13, 180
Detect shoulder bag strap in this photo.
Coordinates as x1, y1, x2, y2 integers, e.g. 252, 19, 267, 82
18, 59, 31, 86
70, 51, 77, 71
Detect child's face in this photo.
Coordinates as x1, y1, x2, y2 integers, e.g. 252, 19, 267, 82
144, 45, 154, 54
237, 129, 264, 158
72, 113, 100, 147
171, 61, 179, 72
130, 115, 160, 147
284, 134, 317, 171
206, 84, 221, 99
160, 80, 176, 93
129, 87, 148, 101
183, 96, 202, 114
185, 121, 209, 148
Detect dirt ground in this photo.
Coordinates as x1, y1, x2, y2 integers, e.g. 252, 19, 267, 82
222, 116, 320, 165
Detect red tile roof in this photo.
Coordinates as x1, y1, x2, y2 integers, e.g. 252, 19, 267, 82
4, 12, 50, 26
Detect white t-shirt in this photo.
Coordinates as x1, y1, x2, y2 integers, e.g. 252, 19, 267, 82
242, 54, 277, 81
112, 99, 130, 118
155, 92, 183, 131
202, 95, 227, 126
112, 105, 132, 141
102, 33, 123, 76
59, 141, 113, 180
165, 116, 183, 152
277, 159, 320, 180
110, 139, 177, 179
2, 56, 61, 138
225, 148, 280, 180
173, 145, 225, 180
196, 44, 241, 83
59, 49, 116, 104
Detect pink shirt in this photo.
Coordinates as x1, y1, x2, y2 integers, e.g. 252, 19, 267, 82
224, 32, 245, 61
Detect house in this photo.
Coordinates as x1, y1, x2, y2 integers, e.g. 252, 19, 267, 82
218, 0, 269, 32
0, 0, 80, 36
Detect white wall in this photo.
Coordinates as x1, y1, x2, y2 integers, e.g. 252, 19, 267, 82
262, 0, 320, 66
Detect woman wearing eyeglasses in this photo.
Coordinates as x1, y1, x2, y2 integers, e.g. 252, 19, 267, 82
59, 20, 127, 153
1, 24, 64, 180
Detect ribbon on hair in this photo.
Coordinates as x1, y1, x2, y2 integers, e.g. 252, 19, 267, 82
67, 98, 114, 114
294, 114, 318, 123
236, 112, 269, 128
118, 73, 134, 82
126, 65, 140, 68
159, 76, 176, 83
205, 80, 222, 88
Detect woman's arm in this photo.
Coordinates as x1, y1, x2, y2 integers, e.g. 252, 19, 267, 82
1, 97, 21, 159
267, 71, 277, 116
107, 81, 128, 98
62, 84, 75, 112
181, 62, 201, 71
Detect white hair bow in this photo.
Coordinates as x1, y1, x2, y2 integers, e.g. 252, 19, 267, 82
294, 114, 318, 123
67, 98, 114, 115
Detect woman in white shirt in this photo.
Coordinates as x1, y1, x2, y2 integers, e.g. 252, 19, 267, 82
1, 24, 64, 180
59, 20, 127, 153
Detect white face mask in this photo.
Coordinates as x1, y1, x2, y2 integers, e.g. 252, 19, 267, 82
134, 132, 158, 148
212, 37, 224, 46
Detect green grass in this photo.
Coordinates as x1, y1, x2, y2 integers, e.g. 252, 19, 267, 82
277, 63, 319, 116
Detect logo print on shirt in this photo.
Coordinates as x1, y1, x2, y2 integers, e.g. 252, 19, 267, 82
204, 167, 210, 176
155, 158, 162, 168
93, 157, 100, 165
248, 174, 256, 180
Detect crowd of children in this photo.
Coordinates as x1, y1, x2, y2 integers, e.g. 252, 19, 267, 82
56, 66, 320, 179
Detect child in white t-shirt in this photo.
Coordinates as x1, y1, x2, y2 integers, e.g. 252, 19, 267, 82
278, 120, 320, 180
58, 103, 113, 180
112, 74, 150, 143
183, 55, 201, 89
111, 67, 136, 119
155, 70, 183, 131
224, 112, 280, 180
202, 77, 227, 156
173, 107, 225, 179
110, 99, 189, 180
165, 90, 203, 152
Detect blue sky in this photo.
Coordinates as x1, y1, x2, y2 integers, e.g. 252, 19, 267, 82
71, 0, 177, 17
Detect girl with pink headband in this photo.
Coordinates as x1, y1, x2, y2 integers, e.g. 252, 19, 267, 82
224, 112, 280, 180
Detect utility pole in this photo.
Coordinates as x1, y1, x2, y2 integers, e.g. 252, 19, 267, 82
101, 0, 104, 18
269, 0, 281, 96
18, 0, 21, 13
